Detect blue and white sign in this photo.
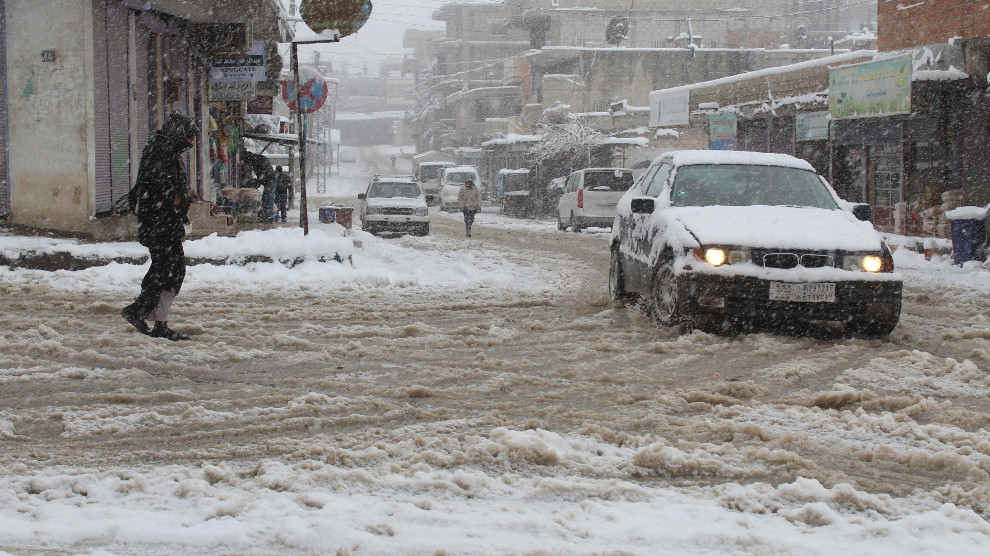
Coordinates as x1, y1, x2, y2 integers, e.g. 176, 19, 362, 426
796, 111, 830, 142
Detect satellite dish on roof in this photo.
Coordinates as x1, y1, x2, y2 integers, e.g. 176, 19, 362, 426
605, 17, 629, 46
786, 17, 811, 46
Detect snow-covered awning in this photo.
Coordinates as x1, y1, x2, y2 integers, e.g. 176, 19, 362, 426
482, 134, 542, 147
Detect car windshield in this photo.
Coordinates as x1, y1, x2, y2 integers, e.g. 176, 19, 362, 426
367, 182, 421, 198
583, 170, 634, 191
671, 164, 839, 209
419, 165, 448, 181
445, 172, 475, 184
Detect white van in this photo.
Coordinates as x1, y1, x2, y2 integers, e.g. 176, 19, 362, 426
439, 166, 482, 212
415, 161, 455, 204
557, 168, 634, 231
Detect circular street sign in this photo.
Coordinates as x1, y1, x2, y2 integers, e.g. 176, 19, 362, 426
282, 66, 328, 114
300, 0, 373, 39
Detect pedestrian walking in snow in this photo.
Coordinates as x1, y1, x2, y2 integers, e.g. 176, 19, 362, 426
275, 166, 292, 223
458, 178, 482, 237
242, 148, 277, 222
391, 154, 397, 168
121, 111, 198, 341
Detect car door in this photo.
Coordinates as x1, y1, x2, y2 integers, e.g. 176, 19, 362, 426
626, 162, 672, 290
558, 172, 577, 222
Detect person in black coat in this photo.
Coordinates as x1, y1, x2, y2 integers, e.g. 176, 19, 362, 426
274, 166, 292, 223
121, 111, 198, 341
242, 149, 277, 222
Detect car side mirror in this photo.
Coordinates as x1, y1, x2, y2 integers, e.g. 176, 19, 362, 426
852, 203, 872, 222
631, 197, 655, 214
358, 193, 366, 200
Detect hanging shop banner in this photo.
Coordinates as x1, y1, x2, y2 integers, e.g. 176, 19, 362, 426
283, 66, 328, 113
796, 111, 830, 141
209, 81, 257, 102
708, 112, 737, 150
300, 0, 373, 39
210, 41, 267, 83
828, 57, 912, 120
649, 90, 690, 127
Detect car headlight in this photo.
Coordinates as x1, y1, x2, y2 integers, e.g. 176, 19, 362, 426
366, 206, 382, 215
698, 247, 750, 267
414, 207, 428, 217
842, 254, 885, 273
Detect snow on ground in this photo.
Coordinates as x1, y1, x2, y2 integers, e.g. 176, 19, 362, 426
2, 149, 989, 554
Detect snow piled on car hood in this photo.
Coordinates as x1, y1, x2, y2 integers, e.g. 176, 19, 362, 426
670, 205, 885, 251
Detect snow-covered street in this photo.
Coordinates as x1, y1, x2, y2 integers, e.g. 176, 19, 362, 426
2, 191, 989, 553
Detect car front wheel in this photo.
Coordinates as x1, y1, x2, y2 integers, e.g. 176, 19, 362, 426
646, 260, 684, 326
557, 213, 566, 231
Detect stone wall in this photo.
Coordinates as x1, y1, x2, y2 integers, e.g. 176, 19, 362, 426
879, 0, 990, 51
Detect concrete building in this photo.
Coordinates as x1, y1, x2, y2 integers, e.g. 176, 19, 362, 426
0, 0, 290, 237
499, 0, 876, 50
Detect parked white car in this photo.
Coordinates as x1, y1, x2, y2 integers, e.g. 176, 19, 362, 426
609, 150, 902, 336
358, 176, 430, 236
439, 166, 482, 212
557, 168, 634, 232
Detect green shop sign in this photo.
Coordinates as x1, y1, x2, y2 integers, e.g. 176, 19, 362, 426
829, 57, 912, 120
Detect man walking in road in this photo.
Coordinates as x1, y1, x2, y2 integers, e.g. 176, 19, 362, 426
121, 111, 198, 341
458, 178, 482, 237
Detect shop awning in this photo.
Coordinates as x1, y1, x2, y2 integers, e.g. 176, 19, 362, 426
242, 132, 324, 147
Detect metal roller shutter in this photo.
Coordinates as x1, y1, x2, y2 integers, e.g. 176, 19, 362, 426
0, 0, 9, 217
93, 0, 131, 214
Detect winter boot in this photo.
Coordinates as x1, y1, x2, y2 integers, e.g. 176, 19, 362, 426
150, 321, 189, 342
121, 305, 150, 335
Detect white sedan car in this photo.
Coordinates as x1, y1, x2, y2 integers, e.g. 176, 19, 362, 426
358, 176, 430, 236
609, 150, 902, 336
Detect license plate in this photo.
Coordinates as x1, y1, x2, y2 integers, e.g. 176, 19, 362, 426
768, 282, 836, 303
599, 203, 617, 209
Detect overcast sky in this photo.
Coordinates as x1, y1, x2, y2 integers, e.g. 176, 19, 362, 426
289, 0, 466, 74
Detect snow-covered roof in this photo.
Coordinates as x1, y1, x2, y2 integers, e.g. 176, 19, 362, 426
648, 51, 875, 102
482, 134, 543, 147
660, 150, 815, 171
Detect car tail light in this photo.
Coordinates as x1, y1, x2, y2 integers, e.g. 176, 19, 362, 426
577, 189, 584, 209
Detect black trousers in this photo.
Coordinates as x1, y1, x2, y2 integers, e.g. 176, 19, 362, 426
131, 240, 186, 319
463, 209, 477, 231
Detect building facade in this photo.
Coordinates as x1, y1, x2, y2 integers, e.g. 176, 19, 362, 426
0, 0, 289, 237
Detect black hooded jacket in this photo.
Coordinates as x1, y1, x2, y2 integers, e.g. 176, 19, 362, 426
130, 112, 197, 247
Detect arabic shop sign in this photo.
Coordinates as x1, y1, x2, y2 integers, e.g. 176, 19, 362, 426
300, 0, 373, 39
828, 57, 912, 120
210, 41, 266, 83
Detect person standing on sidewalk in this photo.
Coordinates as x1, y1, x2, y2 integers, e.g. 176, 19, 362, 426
242, 149, 277, 222
458, 178, 482, 237
274, 166, 292, 223
121, 112, 198, 341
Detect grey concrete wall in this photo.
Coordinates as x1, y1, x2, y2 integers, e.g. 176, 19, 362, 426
535, 48, 838, 114
5, 0, 94, 230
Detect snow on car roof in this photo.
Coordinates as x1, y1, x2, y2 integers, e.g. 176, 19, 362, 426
445, 166, 479, 173
656, 150, 816, 171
